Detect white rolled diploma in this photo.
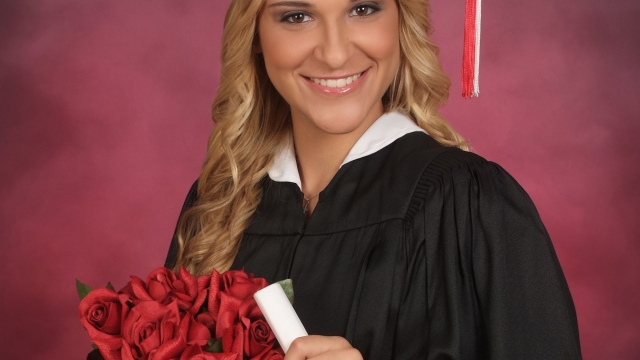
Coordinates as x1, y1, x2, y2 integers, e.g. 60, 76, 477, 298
254, 283, 308, 353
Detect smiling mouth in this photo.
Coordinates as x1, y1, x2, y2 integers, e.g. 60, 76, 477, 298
305, 71, 366, 89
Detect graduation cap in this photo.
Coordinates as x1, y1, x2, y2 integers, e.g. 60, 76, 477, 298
462, 0, 481, 98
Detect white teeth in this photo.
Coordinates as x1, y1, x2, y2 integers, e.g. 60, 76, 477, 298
310, 73, 361, 88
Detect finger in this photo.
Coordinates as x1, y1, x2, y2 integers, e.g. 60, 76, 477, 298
307, 348, 364, 360
284, 336, 353, 360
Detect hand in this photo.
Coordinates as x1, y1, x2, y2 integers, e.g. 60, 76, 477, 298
284, 335, 363, 360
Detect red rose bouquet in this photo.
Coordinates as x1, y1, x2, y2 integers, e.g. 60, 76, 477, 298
77, 267, 292, 360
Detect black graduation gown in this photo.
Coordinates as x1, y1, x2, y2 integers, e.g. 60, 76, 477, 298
165, 132, 582, 359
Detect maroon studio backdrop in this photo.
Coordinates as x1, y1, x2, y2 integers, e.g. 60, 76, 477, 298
1, 0, 638, 359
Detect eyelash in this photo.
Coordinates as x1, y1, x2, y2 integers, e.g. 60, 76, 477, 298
349, 3, 380, 17
280, 2, 381, 24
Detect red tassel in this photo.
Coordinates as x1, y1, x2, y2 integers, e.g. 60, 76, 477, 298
462, 0, 480, 98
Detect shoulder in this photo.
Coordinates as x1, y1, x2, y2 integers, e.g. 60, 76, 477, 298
334, 132, 516, 224
164, 180, 200, 269
184, 180, 199, 208
383, 131, 490, 177
417, 144, 506, 190
381, 132, 515, 199
392, 135, 530, 222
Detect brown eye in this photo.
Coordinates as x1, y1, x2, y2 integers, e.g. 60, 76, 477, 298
354, 6, 369, 16
291, 13, 305, 23
350, 4, 377, 17
284, 12, 311, 24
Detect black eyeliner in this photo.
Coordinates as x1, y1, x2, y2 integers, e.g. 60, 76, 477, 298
279, 10, 310, 23
350, 1, 382, 16
355, 1, 382, 9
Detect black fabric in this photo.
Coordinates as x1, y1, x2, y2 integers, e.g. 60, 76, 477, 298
165, 132, 582, 359
165, 180, 198, 270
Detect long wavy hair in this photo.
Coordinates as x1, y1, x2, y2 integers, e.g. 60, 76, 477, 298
172, 0, 467, 275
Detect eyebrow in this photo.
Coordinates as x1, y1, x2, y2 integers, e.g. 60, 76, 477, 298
267, 0, 360, 8
267, 1, 312, 8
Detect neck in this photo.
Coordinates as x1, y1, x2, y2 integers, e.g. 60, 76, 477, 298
291, 105, 383, 200
293, 129, 353, 198
288, 101, 385, 220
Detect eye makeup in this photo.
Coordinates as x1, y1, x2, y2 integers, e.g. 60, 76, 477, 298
274, 1, 383, 25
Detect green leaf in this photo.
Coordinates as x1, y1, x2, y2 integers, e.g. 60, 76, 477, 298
207, 338, 222, 353
277, 279, 294, 304
92, 343, 98, 350
106, 282, 115, 291
76, 279, 93, 300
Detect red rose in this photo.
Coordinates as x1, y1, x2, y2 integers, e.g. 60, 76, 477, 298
208, 270, 267, 322
178, 345, 238, 360
238, 299, 282, 360
186, 315, 212, 347
120, 301, 189, 360
214, 292, 243, 339
120, 267, 209, 315
119, 276, 151, 305
195, 312, 216, 338
254, 350, 284, 360
221, 322, 244, 359
217, 298, 283, 360
79, 288, 130, 360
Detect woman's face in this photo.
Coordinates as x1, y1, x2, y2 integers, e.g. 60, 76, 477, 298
257, 0, 400, 136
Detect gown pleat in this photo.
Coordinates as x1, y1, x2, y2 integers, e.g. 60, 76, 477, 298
166, 132, 582, 359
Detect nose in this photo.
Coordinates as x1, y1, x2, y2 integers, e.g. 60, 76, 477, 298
314, 20, 351, 70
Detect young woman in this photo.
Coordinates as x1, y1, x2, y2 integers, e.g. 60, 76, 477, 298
165, 0, 582, 358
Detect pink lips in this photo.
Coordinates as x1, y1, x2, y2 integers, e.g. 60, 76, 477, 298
303, 69, 368, 95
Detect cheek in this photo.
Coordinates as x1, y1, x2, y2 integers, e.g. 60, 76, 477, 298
354, 18, 401, 76
259, 27, 307, 83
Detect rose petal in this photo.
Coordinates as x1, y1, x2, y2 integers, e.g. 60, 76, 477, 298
207, 270, 222, 315
130, 276, 154, 302
100, 302, 123, 335
195, 312, 216, 336
120, 301, 183, 359
221, 271, 259, 300
148, 280, 171, 301
79, 288, 129, 352
149, 334, 187, 360
187, 316, 213, 346
121, 341, 136, 360
179, 346, 239, 360
254, 349, 284, 360
178, 267, 198, 297
221, 323, 244, 359
146, 268, 178, 301
215, 293, 242, 339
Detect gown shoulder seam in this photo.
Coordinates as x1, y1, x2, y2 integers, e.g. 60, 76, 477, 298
405, 149, 488, 222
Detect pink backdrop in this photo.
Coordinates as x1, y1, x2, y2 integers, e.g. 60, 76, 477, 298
1, 0, 638, 358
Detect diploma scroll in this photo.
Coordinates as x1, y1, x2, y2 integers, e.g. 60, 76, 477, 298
254, 283, 308, 353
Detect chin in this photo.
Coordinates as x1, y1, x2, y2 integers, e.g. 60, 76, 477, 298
300, 101, 383, 135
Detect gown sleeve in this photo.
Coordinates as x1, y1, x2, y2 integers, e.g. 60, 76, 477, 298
395, 152, 582, 359
164, 180, 198, 269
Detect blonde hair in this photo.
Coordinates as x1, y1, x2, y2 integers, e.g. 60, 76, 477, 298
172, 0, 467, 275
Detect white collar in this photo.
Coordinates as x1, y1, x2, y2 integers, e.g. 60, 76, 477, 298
268, 110, 426, 189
